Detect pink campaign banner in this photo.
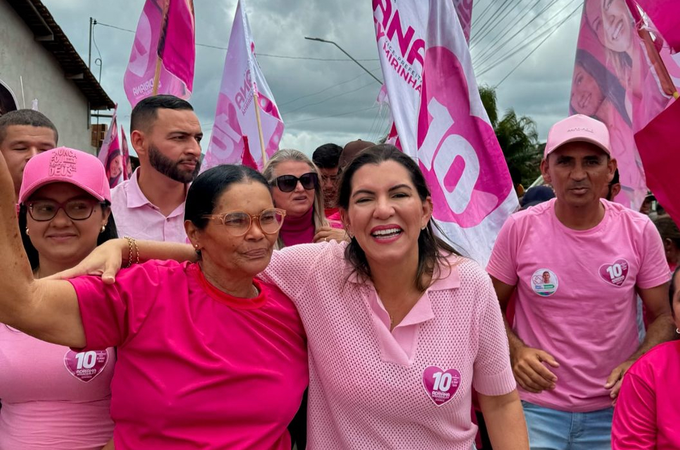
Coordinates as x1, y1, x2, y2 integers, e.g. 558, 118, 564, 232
373, 0, 517, 266
569, 0, 672, 210
121, 127, 133, 181
97, 107, 124, 188
453, 0, 473, 43
203, 0, 283, 171
124, 0, 195, 107
633, 0, 680, 53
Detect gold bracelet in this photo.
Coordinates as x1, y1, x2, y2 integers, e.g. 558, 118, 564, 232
132, 237, 140, 265
124, 237, 135, 268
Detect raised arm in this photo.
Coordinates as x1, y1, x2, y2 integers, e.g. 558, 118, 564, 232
0, 152, 84, 347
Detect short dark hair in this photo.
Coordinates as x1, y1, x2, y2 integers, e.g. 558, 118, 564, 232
610, 168, 620, 186
19, 203, 118, 271
312, 143, 342, 169
130, 95, 194, 133
670, 266, 680, 315
0, 109, 58, 146
336, 144, 459, 291
184, 164, 270, 230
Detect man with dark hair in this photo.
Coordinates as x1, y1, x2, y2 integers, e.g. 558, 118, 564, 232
312, 143, 342, 216
603, 168, 621, 201
111, 95, 202, 242
0, 109, 58, 199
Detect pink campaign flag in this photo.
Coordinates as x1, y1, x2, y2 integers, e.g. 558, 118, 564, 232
453, 0, 474, 43
570, 0, 673, 210
203, 0, 283, 171
97, 107, 125, 188
121, 127, 133, 181
633, 0, 680, 53
124, 0, 195, 107
373, 0, 517, 265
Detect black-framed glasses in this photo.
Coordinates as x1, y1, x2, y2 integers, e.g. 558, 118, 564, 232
271, 172, 318, 192
26, 199, 103, 222
204, 208, 286, 236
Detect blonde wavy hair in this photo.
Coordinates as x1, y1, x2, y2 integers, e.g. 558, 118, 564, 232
262, 149, 328, 248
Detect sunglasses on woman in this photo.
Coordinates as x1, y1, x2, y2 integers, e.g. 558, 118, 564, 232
271, 172, 318, 192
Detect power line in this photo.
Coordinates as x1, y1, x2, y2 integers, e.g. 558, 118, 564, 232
279, 68, 380, 107
471, 0, 514, 43
471, 0, 541, 53
287, 105, 379, 126
282, 80, 377, 115
493, 4, 582, 87
471, 0, 501, 29
94, 21, 379, 62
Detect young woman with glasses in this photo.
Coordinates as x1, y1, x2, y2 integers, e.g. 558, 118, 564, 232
263, 149, 346, 248
1, 147, 117, 449
0, 158, 307, 449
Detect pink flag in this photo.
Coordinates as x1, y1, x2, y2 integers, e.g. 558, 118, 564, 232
98, 107, 124, 188
373, 0, 517, 265
453, 0, 474, 43
203, 0, 283, 171
570, 0, 673, 210
121, 127, 133, 180
633, 0, 680, 53
124, 0, 195, 107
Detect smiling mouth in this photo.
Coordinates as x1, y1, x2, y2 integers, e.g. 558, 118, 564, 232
371, 227, 403, 239
611, 20, 623, 41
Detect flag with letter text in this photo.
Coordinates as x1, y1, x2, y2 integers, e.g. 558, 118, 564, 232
123, 0, 195, 107
202, 0, 283, 171
97, 107, 124, 188
373, 0, 517, 265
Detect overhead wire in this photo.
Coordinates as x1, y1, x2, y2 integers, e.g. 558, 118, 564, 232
470, 0, 516, 46
279, 67, 382, 107
282, 80, 378, 115
471, 0, 541, 54
287, 105, 379, 126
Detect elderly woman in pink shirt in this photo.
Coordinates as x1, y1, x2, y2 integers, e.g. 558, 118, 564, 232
52, 144, 529, 449
612, 266, 680, 449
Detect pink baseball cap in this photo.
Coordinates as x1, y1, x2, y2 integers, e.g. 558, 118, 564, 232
544, 114, 611, 158
19, 147, 111, 204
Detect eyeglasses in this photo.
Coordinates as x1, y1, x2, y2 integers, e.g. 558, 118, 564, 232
26, 199, 103, 222
271, 172, 318, 192
204, 208, 286, 236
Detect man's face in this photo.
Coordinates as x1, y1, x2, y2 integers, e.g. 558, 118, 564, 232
140, 109, 203, 183
319, 166, 340, 207
0, 125, 57, 197
541, 142, 616, 210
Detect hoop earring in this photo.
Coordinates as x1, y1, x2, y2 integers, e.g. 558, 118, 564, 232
676, 328, 680, 335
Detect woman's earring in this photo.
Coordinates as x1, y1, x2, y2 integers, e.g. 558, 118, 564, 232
101, 225, 106, 233
25, 228, 29, 236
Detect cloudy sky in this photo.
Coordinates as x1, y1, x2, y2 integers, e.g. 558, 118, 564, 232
42, 0, 583, 156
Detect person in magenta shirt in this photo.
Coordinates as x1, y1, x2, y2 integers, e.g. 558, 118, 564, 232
487, 114, 673, 449
66, 145, 530, 450
612, 266, 680, 449
0, 160, 308, 449
0, 148, 117, 450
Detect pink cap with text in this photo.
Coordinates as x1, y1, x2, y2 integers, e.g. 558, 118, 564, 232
19, 147, 111, 204
544, 114, 611, 157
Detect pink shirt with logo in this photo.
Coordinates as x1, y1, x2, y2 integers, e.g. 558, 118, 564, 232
111, 169, 188, 243
487, 198, 669, 412
612, 340, 680, 449
260, 242, 516, 450
69, 260, 308, 450
0, 327, 115, 449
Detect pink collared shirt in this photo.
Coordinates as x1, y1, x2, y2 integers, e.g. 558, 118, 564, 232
260, 242, 515, 450
110, 169, 188, 243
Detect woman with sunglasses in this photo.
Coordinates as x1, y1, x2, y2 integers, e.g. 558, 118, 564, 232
0, 148, 117, 449
59, 145, 528, 449
263, 149, 345, 247
0, 156, 308, 449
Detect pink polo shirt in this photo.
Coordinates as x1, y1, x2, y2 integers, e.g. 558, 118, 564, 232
69, 260, 308, 450
0, 327, 114, 449
612, 340, 680, 449
487, 198, 669, 412
110, 169, 188, 243
261, 242, 516, 450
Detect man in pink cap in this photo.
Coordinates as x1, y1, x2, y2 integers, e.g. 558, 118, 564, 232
487, 114, 674, 449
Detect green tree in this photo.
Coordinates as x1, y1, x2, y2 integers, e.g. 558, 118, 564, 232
479, 85, 542, 187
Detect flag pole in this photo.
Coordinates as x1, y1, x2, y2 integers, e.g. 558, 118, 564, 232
253, 90, 267, 165
152, 58, 162, 95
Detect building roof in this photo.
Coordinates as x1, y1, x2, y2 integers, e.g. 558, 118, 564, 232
6, 0, 115, 110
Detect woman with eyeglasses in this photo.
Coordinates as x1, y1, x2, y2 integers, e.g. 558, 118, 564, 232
0, 156, 307, 449
263, 149, 345, 247
0, 148, 117, 449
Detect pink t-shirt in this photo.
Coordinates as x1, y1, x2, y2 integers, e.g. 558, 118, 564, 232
612, 340, 680, 449
69, 260, 308, 450
261, 242, 516, 450
111, 169, 188, 243
487, 198, 669, 412
0, 327, 114, 449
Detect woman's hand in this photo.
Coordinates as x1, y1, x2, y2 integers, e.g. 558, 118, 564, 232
47, 239, 127, 285
313, 226, 348, 243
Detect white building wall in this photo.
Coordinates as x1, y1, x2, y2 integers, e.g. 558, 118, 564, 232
0, 0, 97, 154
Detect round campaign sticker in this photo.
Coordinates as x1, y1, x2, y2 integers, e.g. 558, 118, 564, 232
531, 269, 559, 297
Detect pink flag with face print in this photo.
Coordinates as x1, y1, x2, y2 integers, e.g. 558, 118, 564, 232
120, 127, 133, 181
123, 0, 195, 107
373, 0, 517, 265
633, 0, 680, 53
97, 107, 124, 188
202, 0, 283, 171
